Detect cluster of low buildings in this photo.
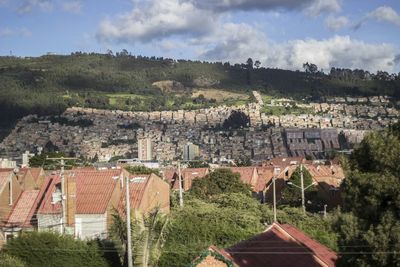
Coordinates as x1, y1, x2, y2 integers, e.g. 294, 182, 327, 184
0, 166, 170, 246
0, 155, 343, 266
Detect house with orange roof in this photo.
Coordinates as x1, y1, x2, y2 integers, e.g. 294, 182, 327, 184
0, 170, 22, 225
304, 164, 345, 207
0, 170, 23, 246
164, 168, 209, 191
37, 168, 169, 240
118, 173, 170, 218
228, 167, 267, 201
14, 167, 45, 191
37, 168, 127, 239
192, 223, 337, 267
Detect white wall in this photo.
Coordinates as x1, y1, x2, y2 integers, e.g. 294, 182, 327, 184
37, 214, 62, 233
75, 213, 107, 240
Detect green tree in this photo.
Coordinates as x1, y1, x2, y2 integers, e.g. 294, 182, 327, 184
109, 208, 168, 267
350, 128, 400, 176
190, 168, 251, 199
125, 165, 161, 176
158, 194, 264, 266
29, 152, 77, 170
334, 125, 400, 266
280, 166, 318, 209
222, 110, 250, 129
187, 160, 209, 168
3, 232, 108, 267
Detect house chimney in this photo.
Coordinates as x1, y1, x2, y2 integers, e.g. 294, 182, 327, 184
66, 175, 76, 227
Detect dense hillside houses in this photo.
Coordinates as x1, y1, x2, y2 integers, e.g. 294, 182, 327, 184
1, 93, 397, 163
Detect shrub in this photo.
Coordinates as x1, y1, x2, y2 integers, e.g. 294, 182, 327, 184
3, 231, 108, 267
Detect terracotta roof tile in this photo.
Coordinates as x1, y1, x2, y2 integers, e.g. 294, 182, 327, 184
229, 167, 257, 186
39, 169, 123, 215
6, 190, 39, 227
38, 174, 62, 214
118, 174, 151, 214
224, 223, 337, 267
74, 169, 121, 214
279, 224, 337, 267
164, 168, 209, 191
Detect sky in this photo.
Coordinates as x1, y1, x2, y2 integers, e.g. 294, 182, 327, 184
0, 0, 400, 73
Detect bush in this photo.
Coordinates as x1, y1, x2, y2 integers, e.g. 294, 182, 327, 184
190, 168, 251, 199
157, 196, 264, 266
0, 253, 26, 267
3, 232, 108, 267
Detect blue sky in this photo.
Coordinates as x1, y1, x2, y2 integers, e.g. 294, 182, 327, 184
0, 0, 399, 72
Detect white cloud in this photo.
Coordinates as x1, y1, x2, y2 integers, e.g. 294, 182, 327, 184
368, 6, 400, 26
62, 0, 81, 14
196, 23, 268, 63
17, 0, 52, 14
0, 28, 14, 37
97, 0, 217, 43
0, 27, 32, 38
272, 36, 396, 72
305, 0, 341, 17
198, 26, 397, 72
325, 16, 349, 31
355, 5, 400, 29
97, 0, 343, 44
95, 0, 397, 73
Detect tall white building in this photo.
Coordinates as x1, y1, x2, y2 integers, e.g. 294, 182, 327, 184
183, 142, 200, 161
138, 138, 153, 161
22, 151, 34, 168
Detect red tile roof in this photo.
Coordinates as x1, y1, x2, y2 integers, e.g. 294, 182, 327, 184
74, 169, 121, 214
6, 190, 39, 227
279, 224, 337, 267
229, 167, 258, 187
39, 169, 123, 215
223, 223, 337, 267
37, 174, 62, 214
118, 174, 151, 214
164, 168, 209, 191
255, 166, 275, 192
265, 157, 305, 168
305, 164, 345, 183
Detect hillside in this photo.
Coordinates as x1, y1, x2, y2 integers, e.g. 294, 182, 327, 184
0, 53, 399, 139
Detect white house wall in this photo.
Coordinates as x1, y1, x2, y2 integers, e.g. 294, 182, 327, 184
75, 213, 107, 240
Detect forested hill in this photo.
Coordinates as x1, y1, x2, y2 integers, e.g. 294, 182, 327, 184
0, 53, 399, 139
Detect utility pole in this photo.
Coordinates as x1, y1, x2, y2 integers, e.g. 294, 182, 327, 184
46, 156, 76, 234
273, 175, 277, 223
178, 161, 183, 207
126, 176, 133, 267
300, 164, 306, 214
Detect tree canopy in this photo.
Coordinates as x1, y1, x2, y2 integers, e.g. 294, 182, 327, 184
190, 168, 252, 199
334, 123, 400, 266
222, 110, 250, 129
280, 166, 319, 210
